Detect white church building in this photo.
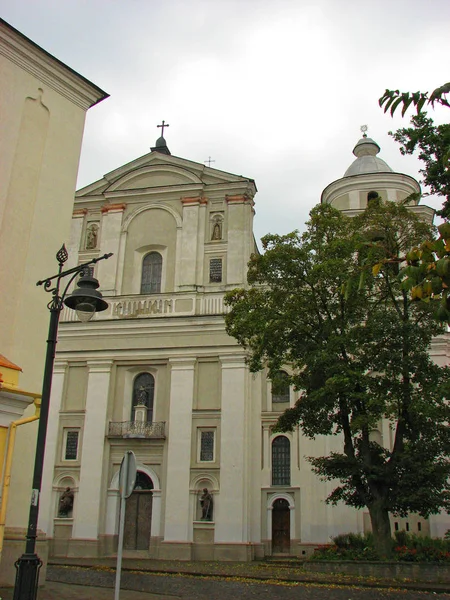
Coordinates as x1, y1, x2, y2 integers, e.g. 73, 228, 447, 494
37, 130, 450, 561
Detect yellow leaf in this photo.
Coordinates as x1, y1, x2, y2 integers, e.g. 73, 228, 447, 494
372, 263, 382, 276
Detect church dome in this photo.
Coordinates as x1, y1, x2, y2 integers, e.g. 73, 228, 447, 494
155, 136, 166, 148
344, 136, 392, 177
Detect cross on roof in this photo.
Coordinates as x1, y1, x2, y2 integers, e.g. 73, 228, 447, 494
205, 156, 215, 167
157, 120, 169, 137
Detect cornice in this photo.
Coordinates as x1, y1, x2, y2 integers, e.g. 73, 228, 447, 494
0, 20, 108, 110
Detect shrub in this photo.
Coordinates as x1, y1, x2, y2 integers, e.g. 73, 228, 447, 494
311, 531, 450, 562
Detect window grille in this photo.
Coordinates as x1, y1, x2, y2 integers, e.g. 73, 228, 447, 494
200, 430, 215, 462
209, 258, 222, 283
64, 430, 79, 460
272, 371, 290, 403
141, 252, 162, 294
272, 435, 290, 486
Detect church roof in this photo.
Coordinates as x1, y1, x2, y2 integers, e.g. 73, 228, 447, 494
344, 135, 393, 177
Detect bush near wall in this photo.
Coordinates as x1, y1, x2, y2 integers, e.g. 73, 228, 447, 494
312, 532, 450, 563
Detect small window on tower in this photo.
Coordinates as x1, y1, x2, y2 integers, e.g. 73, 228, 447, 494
209, 258, 222, 283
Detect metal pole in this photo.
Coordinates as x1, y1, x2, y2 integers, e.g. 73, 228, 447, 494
114, 458, 128, 600
13, 305, 60, 600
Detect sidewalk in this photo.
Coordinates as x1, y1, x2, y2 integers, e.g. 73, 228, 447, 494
0, 581, 175, 600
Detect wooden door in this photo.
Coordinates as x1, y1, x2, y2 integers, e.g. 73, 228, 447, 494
272, 498, 290, 554
123, 491, 153, 550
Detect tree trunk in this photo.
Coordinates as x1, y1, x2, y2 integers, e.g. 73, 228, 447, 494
368, 501, 392, 559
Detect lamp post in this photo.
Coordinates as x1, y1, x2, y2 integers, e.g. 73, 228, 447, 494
13, 245, 112, 600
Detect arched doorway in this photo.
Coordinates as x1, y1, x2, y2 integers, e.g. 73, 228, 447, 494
124, 471, 153, 550
272, 498, 290, 554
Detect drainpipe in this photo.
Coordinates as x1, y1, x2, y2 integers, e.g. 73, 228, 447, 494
0, 398, 41, 559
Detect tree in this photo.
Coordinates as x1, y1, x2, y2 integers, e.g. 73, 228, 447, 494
378, 84, 450, 314
379, 83, 450, 219
225, 203, 450, 558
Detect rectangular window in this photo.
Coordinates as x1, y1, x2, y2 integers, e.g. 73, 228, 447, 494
199, 430, 215, 462
209, 258, 222, 283
63, 429, 80, 460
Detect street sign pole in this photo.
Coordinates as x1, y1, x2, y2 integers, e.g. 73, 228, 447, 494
114, 451, 136, 600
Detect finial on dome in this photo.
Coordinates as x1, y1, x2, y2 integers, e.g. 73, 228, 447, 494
151, 120, 171, 155
360, 124, 368, 138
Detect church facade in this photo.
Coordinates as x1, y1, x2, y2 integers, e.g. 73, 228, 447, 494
37, 132, 450, 561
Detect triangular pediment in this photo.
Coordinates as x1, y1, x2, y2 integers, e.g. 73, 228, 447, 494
76, 151, 254, 198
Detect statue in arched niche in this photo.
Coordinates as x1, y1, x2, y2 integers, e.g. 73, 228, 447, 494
211, 220, 222, 241
58, 487, 74, 517
200, 488, 213, 520
86, 223, 99, 250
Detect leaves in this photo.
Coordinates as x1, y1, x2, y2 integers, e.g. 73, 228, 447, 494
379, 84, 450, 116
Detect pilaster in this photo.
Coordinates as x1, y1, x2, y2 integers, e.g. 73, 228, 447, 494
215, 355, 248, 543
72, 360, 112, 540
178, 198, 201, 290
97, 203, 126, 295
225, 195, 254, 286
164, 358, 196, 541
38, 361, 68, 536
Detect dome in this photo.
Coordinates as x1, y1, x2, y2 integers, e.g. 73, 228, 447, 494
155, 136, 166, 148
344, 136, 392, 177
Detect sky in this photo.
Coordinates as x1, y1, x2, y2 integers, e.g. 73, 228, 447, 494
2, 0, 449, 243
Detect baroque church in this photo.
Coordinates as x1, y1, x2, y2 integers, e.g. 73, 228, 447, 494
37, 128, 450, 561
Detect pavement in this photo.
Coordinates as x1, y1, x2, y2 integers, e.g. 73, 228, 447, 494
0, 557, 449, 599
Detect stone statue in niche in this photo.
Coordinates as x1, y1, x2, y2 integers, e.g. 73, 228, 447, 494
58, 487, 74, 517
200, 488, 213, 521
137, 385, 148, 405
85, 223, 99, 250
211, 221, 222, 241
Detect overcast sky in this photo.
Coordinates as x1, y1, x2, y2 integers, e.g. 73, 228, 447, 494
2, 0, 449, 243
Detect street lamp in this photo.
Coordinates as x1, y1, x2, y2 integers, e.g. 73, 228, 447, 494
13, 245, 112, 600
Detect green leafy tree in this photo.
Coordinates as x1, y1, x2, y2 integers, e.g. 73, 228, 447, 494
225, 203, 450, 558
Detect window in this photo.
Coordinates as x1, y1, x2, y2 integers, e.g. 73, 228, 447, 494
272, 436, 290, 486
132, 373, 155, 423
272, 371, 290, 404
141, 252, 162, 294
199, 429, 215, 462
63, 429, 80, 461
209, 258, 222, 283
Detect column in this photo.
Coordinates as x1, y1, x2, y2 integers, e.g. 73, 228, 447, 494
38, 361, 67, 536
215, 355, 248, 543
164, 358, 195, 541
72, 360, 112, 539
97, 203, 126, 295
178, 198, 200, 290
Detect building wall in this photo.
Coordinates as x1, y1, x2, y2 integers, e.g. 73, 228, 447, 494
0, 19, 107, 582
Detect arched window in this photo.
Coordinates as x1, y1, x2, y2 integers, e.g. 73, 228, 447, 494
272, 371, 290, 404
132, 373, 155, 423
141, 252, 162, 294
272, 436, 291, 486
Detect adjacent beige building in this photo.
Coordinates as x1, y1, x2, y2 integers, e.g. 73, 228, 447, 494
0, 18, 107, 583
38, 131, 450, 561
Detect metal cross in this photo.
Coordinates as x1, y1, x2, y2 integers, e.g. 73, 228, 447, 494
157, 120, 170, 136
205, 156, 215, 167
